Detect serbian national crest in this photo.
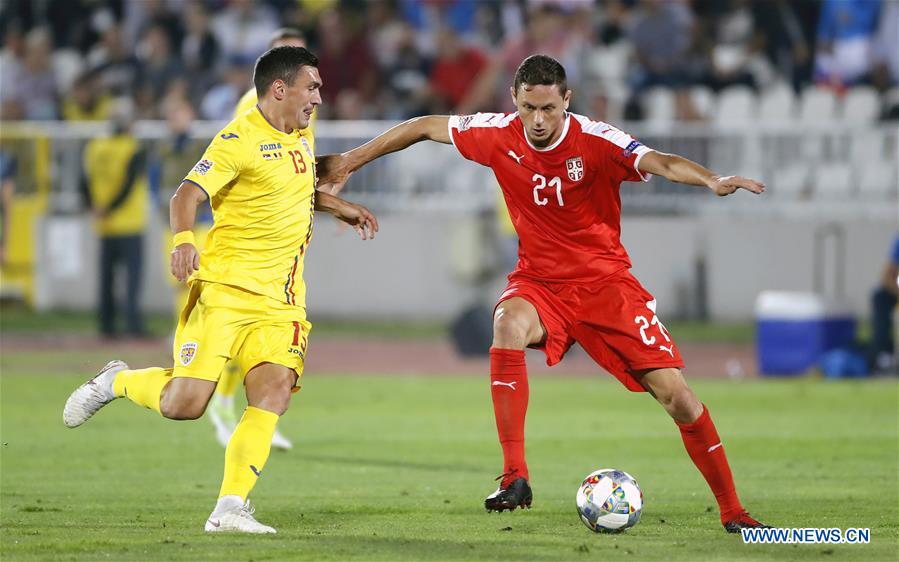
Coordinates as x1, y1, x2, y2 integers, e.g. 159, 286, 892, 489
566, 156, 584, 182
179, 342, 198, 366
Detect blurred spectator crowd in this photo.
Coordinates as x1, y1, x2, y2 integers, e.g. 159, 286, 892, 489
1, 0, 898, 124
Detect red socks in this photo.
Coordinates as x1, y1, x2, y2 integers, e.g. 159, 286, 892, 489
489, 347, 529, 483
677, 404, 744, 522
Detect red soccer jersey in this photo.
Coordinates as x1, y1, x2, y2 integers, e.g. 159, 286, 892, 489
448, 112, 654, 282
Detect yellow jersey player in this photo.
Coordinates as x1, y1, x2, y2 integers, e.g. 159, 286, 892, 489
209, 27, 312, 451
63, 46, 378, 534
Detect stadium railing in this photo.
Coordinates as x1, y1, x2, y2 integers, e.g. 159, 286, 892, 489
1, 120, 896, 218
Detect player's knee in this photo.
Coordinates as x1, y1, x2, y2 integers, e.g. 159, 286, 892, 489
493, 310, 529, 347
160, 394, 208, 420
661, 386, 701, 423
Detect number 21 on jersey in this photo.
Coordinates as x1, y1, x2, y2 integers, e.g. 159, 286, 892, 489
532, 174, 564, 207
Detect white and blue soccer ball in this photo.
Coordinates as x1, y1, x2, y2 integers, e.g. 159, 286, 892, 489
576, 468, 643, 533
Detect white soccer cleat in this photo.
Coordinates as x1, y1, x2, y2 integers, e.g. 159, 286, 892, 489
205, 501, 276, 534
270, 428, 293, 451
63, 360, 128, 428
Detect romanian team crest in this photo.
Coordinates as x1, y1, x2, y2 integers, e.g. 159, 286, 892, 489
566, 156, 584, 182
179, 342, 198, 366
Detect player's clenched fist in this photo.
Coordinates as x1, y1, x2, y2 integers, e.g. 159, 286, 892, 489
171, 243, 200, 282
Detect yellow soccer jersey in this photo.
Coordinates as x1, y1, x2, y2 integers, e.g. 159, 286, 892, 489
183, 107, 316, 308
234, 87, 317, 130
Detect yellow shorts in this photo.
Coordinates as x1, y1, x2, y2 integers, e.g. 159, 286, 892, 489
172, 280, 311, 390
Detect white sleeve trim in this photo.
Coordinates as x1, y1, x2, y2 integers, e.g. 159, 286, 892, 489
633, 147, 654, 182
447, 115, 459, 149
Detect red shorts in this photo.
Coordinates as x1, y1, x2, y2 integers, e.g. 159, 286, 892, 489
496, 268, 684, 392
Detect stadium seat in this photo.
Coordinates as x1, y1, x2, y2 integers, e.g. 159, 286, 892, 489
758, 84, 795, 123
643, 87, 675, 123
770, 164, 809, 199
586, 42, 631, 85
799, 87, 837, 124
714, 86, 756, 125
689, 86, 716, 121
810, 163, 854, 200
52, 49, 85, 92
858, 161, 898, 201
841, 86, 881, 123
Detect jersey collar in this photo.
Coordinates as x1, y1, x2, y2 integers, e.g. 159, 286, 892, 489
522, 112, 571, 152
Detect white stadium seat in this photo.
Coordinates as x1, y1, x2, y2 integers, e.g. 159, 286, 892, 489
799, 87, 837, 124
811, 163, 854, 200
715, 86, 756, 125
689, 85, 716, 121
758, 84, 795, 123
770, 164, 809, 199
52, 49, 85, 92
858, 161, 898, 201
643, 87, 675, 123
841, 86, 881, 123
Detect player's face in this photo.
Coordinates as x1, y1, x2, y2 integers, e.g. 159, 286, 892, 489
511, 83, 571, 148
283, 65, 322, 130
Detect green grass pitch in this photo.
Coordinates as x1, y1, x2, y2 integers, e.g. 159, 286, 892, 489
1, 358, 897, 561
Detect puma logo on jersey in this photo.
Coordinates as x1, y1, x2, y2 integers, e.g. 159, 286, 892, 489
507, 150, 524, 164
707, 443, 722, 453
659, 344, 674, 357
492, 380, 517, 390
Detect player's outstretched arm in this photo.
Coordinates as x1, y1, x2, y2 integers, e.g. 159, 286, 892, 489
316, 115, 451, 195
638, 151, 765, 197
169, 181, 207, 282
314, 189, 379, 240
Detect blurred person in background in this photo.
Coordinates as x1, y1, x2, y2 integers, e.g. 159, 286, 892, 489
136, 23, 184, 106
62, 71, 112, 121
88, 23, 140, 98
380, 22, 432, 120
200, 59, 251, 120
814, 0, 882, 90
872, 0, 899, 91
428, 26, 488, 113
81, 100, 149, 339
869, 235, 899, 374
750, 0, 816, 92
0, 26, 58, 120
212, 0, 278, 66
181, 1, 222, 103
0, 150, 15, 269
313, 7, 377, 116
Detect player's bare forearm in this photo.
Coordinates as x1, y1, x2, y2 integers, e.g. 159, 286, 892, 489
170, 181, 206, 234
169, 181, 207, 281
343, 115, 451, 171
314, 189, 379, 240
638, 151, 765, 197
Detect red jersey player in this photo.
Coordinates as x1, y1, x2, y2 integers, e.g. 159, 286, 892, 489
317, 55, 770, 533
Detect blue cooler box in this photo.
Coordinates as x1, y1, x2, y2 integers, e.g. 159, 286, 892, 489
755, 291, 856, 376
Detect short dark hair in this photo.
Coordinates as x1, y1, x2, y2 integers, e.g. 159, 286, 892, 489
269, 27, 305, 47
513, 54, 568, 95
253, 46, 319, 97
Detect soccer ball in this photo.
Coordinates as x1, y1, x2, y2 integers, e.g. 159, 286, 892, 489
576, 468, 643, 533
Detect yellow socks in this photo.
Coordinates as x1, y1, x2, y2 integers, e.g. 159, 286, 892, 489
113, 367, 172, 415
219, 406, 279, 499
216, 362, 241, 398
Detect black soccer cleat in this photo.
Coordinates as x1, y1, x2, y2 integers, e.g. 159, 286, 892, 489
723, 511, 771, 533
485, 475, 532, 512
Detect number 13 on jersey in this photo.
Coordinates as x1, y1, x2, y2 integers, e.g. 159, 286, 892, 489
533, 174, 564, 207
